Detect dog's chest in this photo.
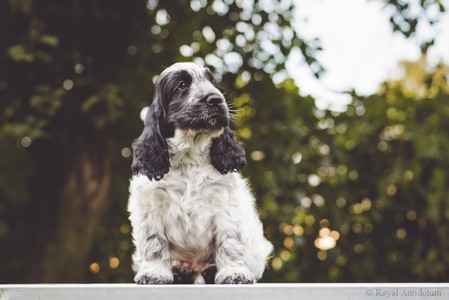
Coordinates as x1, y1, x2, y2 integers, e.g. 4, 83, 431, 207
156, 166, 230, 261
164, 165, 222, 206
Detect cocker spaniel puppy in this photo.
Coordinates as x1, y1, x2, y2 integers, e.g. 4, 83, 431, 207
128, 62, 273, 284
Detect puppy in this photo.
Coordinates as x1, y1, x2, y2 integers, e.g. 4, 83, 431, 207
128, 62, 273, 284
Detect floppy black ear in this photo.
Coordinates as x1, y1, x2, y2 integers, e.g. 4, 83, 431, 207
131, 96, 172, 181
211, 127, 246, 174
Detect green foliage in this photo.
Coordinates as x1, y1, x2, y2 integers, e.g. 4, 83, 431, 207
81, 84, 125, 129
252, 60, 449, 282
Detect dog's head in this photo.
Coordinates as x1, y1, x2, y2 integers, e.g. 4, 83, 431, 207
132, 62, 246, 181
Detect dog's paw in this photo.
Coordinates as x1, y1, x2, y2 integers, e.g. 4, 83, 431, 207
136, 274, 172, 285
216, 274, 254, 284
172, 266, 194, 284
201, 265, 217, 284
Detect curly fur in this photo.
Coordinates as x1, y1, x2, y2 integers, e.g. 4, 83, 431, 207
128, 62, 273, 284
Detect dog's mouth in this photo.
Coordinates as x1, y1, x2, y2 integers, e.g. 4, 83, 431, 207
205, 105, 229, 127
194, 110, 229, 131
175, 102, 229, 131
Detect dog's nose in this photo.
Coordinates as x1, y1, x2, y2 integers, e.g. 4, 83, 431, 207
205, 94, 223, 107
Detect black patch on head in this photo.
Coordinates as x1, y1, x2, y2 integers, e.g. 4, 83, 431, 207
205, 68, 219, 87
160, 70, 193, 109
172, 70, 193, 91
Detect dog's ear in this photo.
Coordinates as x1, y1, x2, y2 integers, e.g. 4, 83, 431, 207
132, 91, 172, 181
211, 127, 246, 174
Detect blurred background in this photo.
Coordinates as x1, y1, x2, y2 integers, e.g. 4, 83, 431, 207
1, 0, 449, 283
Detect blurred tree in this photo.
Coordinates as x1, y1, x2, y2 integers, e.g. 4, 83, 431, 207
1, 0, 147, 282
380, 0, 446, 53
0, 0, 448, 283
256, 59, 449, 282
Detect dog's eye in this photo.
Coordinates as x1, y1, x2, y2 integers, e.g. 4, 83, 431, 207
177, 81, 189, 91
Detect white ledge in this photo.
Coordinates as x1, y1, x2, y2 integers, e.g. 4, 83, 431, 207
1, 283, 449, 300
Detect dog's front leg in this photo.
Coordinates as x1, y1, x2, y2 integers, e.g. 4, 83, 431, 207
214, 224, 254, 284
133, 227, 173, 284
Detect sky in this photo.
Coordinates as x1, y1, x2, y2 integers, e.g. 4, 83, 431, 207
287, 0, 449, 111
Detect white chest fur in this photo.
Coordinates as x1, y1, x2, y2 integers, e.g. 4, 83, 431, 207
156, 165, 235, 264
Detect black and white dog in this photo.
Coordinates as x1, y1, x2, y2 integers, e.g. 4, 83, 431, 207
128, 62, 272, 284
